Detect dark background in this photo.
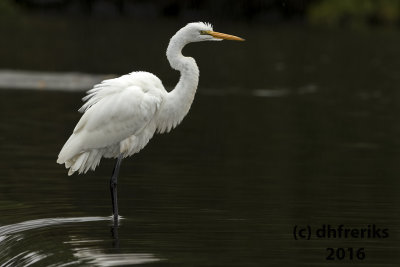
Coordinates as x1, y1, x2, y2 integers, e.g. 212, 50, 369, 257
2, 0, 400, 88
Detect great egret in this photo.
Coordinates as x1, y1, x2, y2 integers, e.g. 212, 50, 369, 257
57, 22, 244, 222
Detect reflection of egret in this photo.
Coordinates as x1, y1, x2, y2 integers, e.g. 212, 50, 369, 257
57, 22, 244, 222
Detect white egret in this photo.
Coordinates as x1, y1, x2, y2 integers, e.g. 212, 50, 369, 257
57, 22, 244, 222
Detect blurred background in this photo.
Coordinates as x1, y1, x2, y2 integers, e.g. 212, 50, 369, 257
1, 0, 400, 89
1, 0, 400, 266
2, 0, 400, 85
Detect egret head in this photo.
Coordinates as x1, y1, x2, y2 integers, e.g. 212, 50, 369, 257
178, 22, 245, 43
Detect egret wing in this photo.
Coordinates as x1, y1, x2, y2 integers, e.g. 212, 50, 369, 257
57, 72, 165, 164
75, 85, 162, 151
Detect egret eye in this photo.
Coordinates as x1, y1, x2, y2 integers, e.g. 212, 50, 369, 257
200, 30, 208, 35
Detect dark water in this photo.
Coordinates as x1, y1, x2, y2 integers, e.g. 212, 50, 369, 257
1, 18, 400, 266
0, 85, 400, 266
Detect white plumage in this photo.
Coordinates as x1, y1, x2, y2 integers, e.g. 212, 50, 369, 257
57, 72, 165, 175
57, 22, 244, 176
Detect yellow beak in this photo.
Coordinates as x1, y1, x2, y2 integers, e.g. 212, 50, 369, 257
204, 30, 245, 41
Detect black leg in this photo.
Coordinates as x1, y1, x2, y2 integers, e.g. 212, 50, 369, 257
110, 154, 123, 224
111, 223, 120, 249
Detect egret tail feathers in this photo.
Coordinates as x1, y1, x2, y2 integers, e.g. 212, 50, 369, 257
57, 135, 103, 175
57, 134, 82, 165
59, 150, 102, 176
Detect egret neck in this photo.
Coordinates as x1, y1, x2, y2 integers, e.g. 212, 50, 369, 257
158, 32, 200, 133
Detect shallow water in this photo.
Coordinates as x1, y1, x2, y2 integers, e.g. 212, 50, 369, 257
1, 15, 400, 266
0, 86, 400, 266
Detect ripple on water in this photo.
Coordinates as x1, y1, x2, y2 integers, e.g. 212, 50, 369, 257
0, 217, 163, 266
72, 249, 161, 266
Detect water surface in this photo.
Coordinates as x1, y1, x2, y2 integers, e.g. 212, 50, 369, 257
1, 18, 400, 266
0, 85, 399, 266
